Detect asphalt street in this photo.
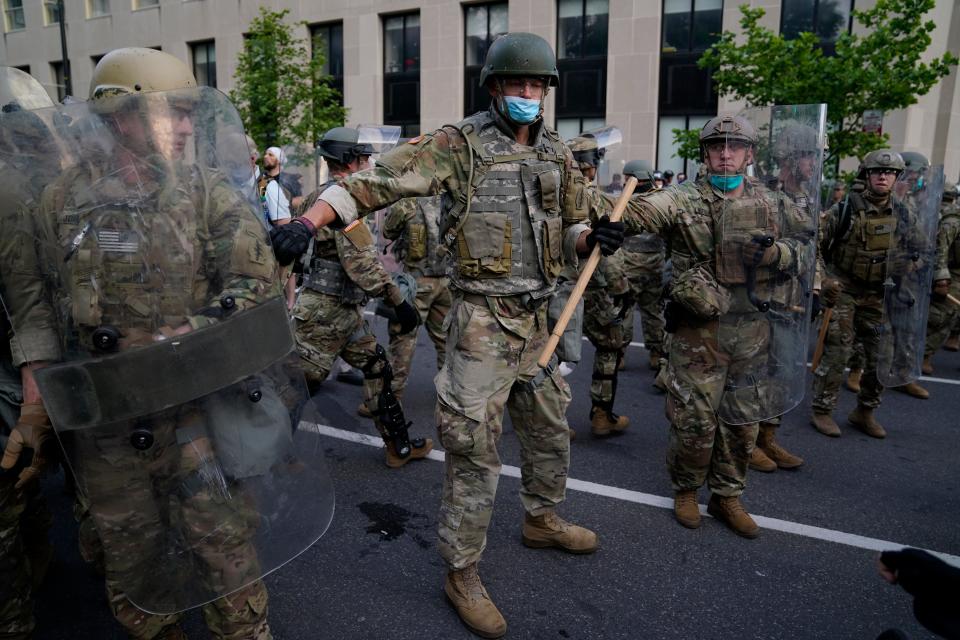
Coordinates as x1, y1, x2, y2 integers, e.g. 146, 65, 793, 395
34, 309, 959, 640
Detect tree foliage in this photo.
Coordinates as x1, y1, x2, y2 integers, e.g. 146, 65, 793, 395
230, 7, 346, 153
673, 0, 957, 176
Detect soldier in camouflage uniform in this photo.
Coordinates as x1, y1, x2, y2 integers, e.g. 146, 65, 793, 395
811, 150, 917, 439
4, 49, 297, 640
0, 67, 59, 640
381, 195, 452, 400
923, 181, 960, 370
271, 32, 622, 638
620, 160, 667, 377
292, 126, 429, 467
615, 114, 817, 538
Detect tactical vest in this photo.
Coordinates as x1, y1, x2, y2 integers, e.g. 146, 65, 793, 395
714, 181, 780, 287
446, 110, 567, 299
943, 203, 960, 269
302, 181, 368, 305
832, 192, 900, 285
402, 195, 450, 277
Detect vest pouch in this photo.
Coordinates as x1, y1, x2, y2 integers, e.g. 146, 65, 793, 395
542, 216, 563, 280
457, 212, 512, 279
536, 169, 561, 214
849, 251, 887, 284
406, 222, 427, 262
670, 264, 731, 320
862, 214, 895, 251
563, 174, 590, 221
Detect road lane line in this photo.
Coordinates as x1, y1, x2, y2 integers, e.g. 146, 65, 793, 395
306, 422, 960, 565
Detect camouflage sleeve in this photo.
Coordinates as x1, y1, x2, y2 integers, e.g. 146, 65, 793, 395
818, 201, 841, 263
336, 222, 403, 304
188, 174, 283, 330
618, 188, 678, 237
773, 193, 817, 275
934, 216, 960, 281
318, 130, 470, 225
382, 197, 417, 241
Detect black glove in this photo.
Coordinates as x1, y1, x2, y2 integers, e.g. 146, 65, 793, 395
585, 216, 625, 256
881, 548, 960, 599
393, 300, 420, 335
810, 293, 823, 321
269, 219, 314, 266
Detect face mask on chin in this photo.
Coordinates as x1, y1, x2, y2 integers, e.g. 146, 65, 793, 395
709, 174, 744, 191
500, 95, 541, 125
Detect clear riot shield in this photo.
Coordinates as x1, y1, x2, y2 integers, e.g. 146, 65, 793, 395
280, 143, 325, 215
877, 166, 943, 387
13, 87, 334, 614
716, 104, 826, 425
566, 125, 622, 190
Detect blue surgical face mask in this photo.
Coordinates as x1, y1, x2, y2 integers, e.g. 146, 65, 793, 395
913, 177, 924, 191
709, 175, 744, 191
501, 95, 541, 124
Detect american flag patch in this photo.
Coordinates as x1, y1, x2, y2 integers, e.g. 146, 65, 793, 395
97, 229, 139, 253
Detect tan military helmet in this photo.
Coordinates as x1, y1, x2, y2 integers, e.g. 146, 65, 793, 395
89, 47, 196, 102
858, 149, 904, 179
773, 121, 819, 161
567, 135, 600, 171
0, 67, 54, 112
698, 114, 758, 162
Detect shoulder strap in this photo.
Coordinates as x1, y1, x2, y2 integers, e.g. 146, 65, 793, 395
826, 194, 854, 262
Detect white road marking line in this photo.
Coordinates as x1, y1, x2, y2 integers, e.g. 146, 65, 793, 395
306, 422, 960, 566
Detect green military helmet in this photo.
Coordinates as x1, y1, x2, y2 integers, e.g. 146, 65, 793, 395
478, 32, 559, 88
773, 121, 819, 160
89, 47, 197, 102
900, 151, 929, 172
623, 159, 655, 182
567, 134, 601, 170
857, 149, 905, 179
317, 127, 374, 165
0, 67, 54, 112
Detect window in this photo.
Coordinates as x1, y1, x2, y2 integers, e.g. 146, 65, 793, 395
134, 0, 159, 8
556, 117, 605, 143
51, 61, 66, 102
555, 0, 608, 124
190, 41, 216, 88
658, 0, 721, 119
87, 0, 109, 18
383, 13, 420, 137
661, 0, 722, 53
3, 0, 24, 31
781, 0, 853, 52
44, 0, 61, 25
464, 3, 507, 116
311, 22, 344, 105
14, 64, 29, 74
656, 114, 712, 177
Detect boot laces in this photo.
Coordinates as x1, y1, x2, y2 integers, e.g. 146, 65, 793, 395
459, 567, 486, 601
723, 497, 746, 516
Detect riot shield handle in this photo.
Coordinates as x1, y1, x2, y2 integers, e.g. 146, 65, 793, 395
746, 234, 775, 313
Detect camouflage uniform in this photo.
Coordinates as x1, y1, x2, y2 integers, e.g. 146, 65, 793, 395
583, 251, 634, 416
924, 194, 960, 358
314, 104, 595, 569
619, 177, 812, 496
621, 233, 667, 361
382, 195, 452, 399
812, 190, 915, 415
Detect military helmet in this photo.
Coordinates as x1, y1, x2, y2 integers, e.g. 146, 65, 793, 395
479, 32, 559, 88
622, 159, 655, 182
900, 151, 929, 173
859, 149, 905, 177
567, 134, 603, 169
0, 67, 54, 112
90, 48, 197, 102
317, 127, 374, 165
772, 121, 819, 160
699, 114, 758, 147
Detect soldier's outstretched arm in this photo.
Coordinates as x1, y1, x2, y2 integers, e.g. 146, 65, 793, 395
381, 197, 417, 241
336, 222, 404, 305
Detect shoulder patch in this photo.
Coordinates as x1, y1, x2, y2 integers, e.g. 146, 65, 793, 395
408, 134, 424, 144
342, 219, 374, 249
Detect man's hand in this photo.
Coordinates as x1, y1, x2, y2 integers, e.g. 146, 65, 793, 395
1, 403, 55, 489
393, 300, 420, 335
933, 279, 950, 299
269, 218, 314, 266
822, 278, 843, 307
743, 236, 780, 267
585, 216, 625, 256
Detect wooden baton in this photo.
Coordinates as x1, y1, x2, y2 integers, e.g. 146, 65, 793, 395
947, 293, 960, 307
810, 307, 832, 372
537, 176, 639, 368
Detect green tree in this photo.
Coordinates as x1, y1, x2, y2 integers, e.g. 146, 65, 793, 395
672, 0, 957, 176
230, 7, 346, 153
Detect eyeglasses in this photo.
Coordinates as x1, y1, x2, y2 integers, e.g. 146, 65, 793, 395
501, 78, 547, 93
868, 168, 899, 177
704, 140, 750, 154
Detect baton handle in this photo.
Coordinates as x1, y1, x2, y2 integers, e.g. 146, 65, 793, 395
810, 306, 832, 372
947, 294, 960, 308
538, 177, 639, 368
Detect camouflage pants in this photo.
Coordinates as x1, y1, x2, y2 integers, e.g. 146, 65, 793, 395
388, 274, 451, 400
435, 297, 571, 570
847, 341, 866, 371
583, 291, 634, 408
0, 479, 52, 640
812, 288, 884, 413
664, 317, 762, 497
623, 252, 666, 356
75, 415, 271, 640
925, 276, 960, 358
294, 290, 384, 415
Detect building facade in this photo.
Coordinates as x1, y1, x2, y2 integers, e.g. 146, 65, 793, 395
1, 0, 957, 180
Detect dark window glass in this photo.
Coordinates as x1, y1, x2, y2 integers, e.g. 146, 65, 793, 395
663, 0, 722, 52
384, 12, 420, 137
51, 61, 65, 102
781, 0, 852, 44
556, 0, 608, 121
662, 0, 692, 52
191, 41, 216, 88
659, 0, 721, 119
464, 2, 508, 116
558, 0, 608, 60
14, 64, 29, 74
312, 22, 344, 105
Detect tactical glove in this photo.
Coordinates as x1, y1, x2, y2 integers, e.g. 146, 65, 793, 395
880, 548, 960, 599
743, 237, 781, 267
822, 279, 843, 307
393, 300, 420, 335
585, 216, 625, 256
269, 218, 315, 266
1, 403, 54, 489
811, 293, 823, 320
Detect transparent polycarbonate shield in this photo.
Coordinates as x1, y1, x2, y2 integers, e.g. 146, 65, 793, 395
17, 87, 334, 614
278, 143, 325, 215
0, 66, 55, 111
579, 125, 623, 152
357, 124, 402, 154
877, 166, 943, 387
716, 104, 826, 425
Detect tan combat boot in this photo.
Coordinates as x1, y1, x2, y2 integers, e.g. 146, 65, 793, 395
848, 405, 886, 439
892, 382, 929, 400
845, 369, 863, 393
618, 353, 626, 371
811, 412, 841, 437
757, 423, 804, 469
748, 446, 777, 472
921, 356, 934, 375
522, 510, 598, 553
648, 351, 661, 371
673, 490, 701, 529
444, 564, 507, 639
707, 494, 760, 539
590, 406, 629, 437
568, 427, 576, 441
357, 402, 373, 419
384, 438, 433, 468
945, 333, 960, 352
